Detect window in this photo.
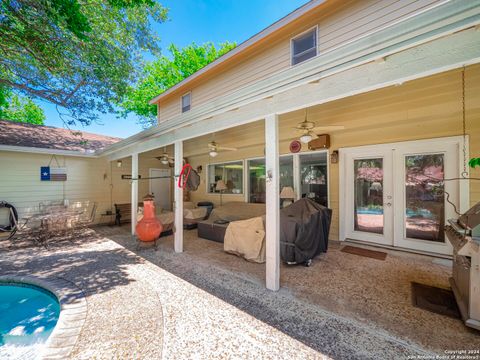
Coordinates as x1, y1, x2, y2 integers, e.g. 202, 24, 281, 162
208, 161, 243, 194
291, 27, 317, 65
300, 152, 328, 207
279, 156, 294, 192
182, 92, 191, 113
247, 155, 294, 204
248, 159, 265, 203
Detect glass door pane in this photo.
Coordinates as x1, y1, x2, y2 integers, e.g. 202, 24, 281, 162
299, 152, 328, 207
248, 159, 265, 203
279, 156, 294, 191
354, 158, 384, 234
404, 154, 445, 242
247, 156, 294, 205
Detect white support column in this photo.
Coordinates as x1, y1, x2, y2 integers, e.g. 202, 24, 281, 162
265, 114, 280, 291
174, 140, 184, 253
131, 153, 139, 237
293, 154, 301, 201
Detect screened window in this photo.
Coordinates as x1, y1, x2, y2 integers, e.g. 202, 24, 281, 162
182, 93, 191, 113
208, 161, 243, 194
291, 28, 317, 65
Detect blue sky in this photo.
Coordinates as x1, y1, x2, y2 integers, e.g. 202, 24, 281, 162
41, 0, 307, 138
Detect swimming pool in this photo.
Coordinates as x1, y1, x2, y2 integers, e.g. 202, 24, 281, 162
0, 282, 60, 359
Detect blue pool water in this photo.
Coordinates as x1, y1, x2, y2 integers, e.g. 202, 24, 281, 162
357, 208, 434, 219
0, 283, 60, 359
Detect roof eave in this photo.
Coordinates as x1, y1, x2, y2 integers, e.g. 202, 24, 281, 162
0, 144, 100, 157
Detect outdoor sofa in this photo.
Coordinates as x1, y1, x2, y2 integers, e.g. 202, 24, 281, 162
197, 202, 266, 243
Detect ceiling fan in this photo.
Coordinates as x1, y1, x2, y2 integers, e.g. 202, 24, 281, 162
294, 109, 345, 143
155, 147, 174, 165
208, 141, 237, 157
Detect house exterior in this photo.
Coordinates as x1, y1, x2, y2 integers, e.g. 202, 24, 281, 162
1, 0, 479, 291
0, 120, 165, 222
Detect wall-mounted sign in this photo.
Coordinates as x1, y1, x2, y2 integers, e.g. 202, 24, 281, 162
289, 140, 302, 153
41, 166, 67, 181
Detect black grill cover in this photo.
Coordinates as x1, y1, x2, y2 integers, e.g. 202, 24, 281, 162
280, 198, 332, 264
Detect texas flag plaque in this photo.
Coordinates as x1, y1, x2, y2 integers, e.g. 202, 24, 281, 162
41, 166, 67, 181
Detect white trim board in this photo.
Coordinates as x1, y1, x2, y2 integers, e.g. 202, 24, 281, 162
0, 144, 98, 158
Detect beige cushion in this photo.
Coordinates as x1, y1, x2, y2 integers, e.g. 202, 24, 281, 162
224, 216, 266, 263
183, 201, 196, 210
209, 202, 266, 222
184, 207, 207, 220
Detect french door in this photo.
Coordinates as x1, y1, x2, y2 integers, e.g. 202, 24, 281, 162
343, 137, 462, 255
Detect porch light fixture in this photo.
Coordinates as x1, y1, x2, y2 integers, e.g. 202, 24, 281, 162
160, 157, 169, 165
300, 134, 312, 144
209, 150, 218, 157
116, 160, 122, 168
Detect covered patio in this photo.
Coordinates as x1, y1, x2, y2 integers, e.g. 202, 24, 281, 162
103, 60, 480, 294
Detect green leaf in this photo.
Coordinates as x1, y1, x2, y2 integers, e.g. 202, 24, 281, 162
0, 0, 168, 126
0, 87, 45, 125
119, 41, 236, 128
469, 158, 480, 168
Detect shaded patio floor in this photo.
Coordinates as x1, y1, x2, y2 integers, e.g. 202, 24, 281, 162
99, 226, 480, 356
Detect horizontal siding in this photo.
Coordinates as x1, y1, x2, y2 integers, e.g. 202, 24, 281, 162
0, 152, 167, 225
158, 0, 442, 123
319, 0, 440, 52
185, 65, 480, 241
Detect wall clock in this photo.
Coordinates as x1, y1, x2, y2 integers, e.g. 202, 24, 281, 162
289, 140, 302, 153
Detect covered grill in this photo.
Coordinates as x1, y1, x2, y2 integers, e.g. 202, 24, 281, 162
445, 201, 480, 330
280, 198, 332, 266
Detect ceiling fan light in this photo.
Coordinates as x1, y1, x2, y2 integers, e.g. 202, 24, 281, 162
161, 158, 169, 165
300, 134, 312, 143
209, 150, 218, 157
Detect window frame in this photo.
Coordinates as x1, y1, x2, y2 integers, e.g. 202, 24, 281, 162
206, 159, 245, 195
181, 92, 191, 113
290, 25, 319, 66
245, 154, 295, 204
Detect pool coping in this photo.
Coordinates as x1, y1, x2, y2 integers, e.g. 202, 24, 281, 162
0, 275, 87, 360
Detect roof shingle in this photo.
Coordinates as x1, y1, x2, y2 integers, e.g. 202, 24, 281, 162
0, 119, 121, 153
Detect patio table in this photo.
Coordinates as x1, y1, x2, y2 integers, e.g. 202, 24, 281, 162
23, 207, 85, 246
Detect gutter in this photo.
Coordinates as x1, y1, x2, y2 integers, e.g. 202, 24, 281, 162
0, 144, 99, 158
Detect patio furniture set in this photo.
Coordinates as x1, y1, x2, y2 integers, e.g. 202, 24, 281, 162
4, 201, 97, 247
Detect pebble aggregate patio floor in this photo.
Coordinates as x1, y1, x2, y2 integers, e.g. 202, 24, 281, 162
1, 227, 479, 359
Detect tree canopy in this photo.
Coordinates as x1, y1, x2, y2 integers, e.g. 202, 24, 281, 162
0, 0, 168, 126
120, 42, 236, 128
0, 87, 45, 125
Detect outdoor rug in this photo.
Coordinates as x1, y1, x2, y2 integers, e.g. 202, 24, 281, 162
341, 245, 387, 260
411, 282, 461, 319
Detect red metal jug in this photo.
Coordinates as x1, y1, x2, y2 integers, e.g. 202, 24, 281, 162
136, 194, 163, 242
